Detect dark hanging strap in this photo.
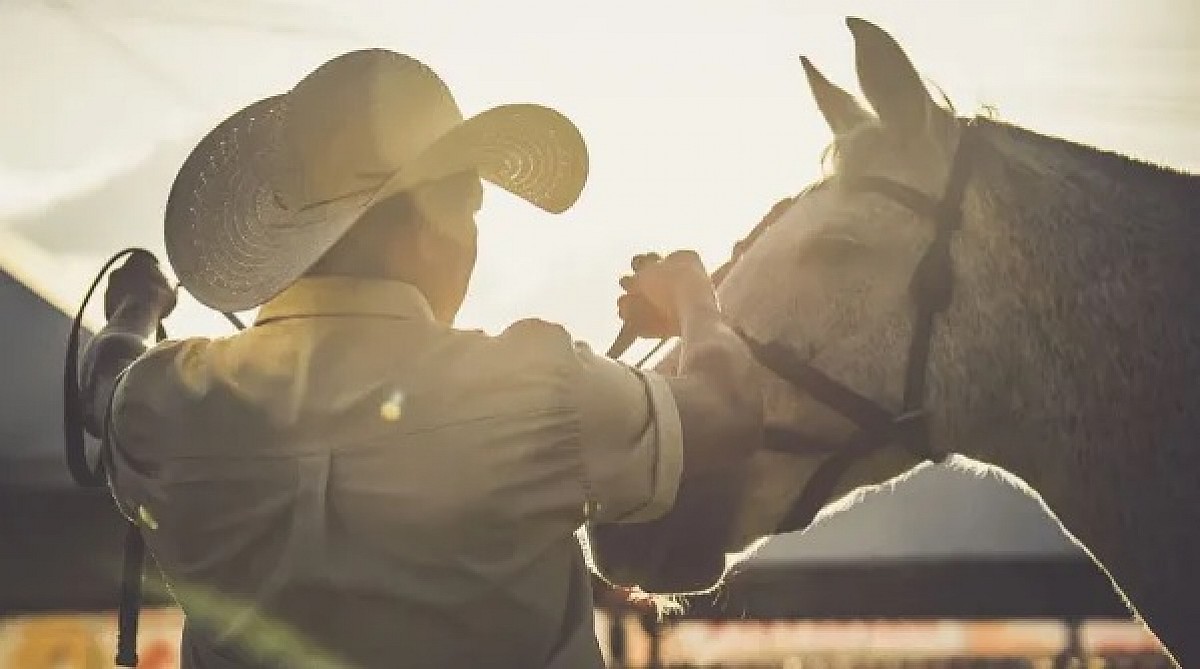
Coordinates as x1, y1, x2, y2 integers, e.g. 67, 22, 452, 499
115, 522, 145, 667
104, 361, 151, 668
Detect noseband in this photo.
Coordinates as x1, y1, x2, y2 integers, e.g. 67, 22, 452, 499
610, 120, 980, 535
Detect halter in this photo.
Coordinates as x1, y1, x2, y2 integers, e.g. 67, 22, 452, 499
610, 119, 979, 535
753, 121, 979, 533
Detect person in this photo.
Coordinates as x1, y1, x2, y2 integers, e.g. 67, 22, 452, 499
80, 49, 762, 668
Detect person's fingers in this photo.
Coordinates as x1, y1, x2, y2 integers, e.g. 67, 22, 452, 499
664, 249, 701, 265
618, 294, 677, 339
616, 293, 645, 321
631, 252, 662, 272
618, 295, 657, 325
618, 275, 637, 292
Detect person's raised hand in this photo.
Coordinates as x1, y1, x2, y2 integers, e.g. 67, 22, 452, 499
617, 250, 717, 340
104, 250, 177, 322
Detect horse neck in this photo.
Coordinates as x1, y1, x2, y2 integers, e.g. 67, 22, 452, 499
930, 120, 1200, 592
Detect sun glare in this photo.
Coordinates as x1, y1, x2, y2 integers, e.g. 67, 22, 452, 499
2, 0, 1194, 344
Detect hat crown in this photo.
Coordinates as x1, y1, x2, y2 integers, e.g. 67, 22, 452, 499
165, 48, 587, 313
277, 50, 465, 210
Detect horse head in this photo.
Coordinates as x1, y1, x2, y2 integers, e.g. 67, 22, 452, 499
592, 17, 977, 593
592, 17, 1200, 668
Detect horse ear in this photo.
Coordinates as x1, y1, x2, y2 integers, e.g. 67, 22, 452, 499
847, 17, 934, 136
800, 56, 873, 136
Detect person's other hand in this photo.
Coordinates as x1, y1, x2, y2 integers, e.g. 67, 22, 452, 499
104, 250, 177, 321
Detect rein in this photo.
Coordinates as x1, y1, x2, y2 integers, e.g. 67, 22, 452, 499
610, 119, 979, 534
63, 257, 244, 667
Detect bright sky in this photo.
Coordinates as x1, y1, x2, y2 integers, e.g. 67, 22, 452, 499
1, 0, 1197, 351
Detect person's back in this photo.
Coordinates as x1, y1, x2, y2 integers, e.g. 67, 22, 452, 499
115, 277, 673, 666
82, 49, 762, 668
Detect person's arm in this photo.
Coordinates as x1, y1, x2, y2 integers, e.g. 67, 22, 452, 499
80, 252, 176, 437
664, 278, 762, 477
588, 251, 762, 593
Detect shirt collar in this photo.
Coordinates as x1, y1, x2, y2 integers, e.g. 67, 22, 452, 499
255, 277, 436, 325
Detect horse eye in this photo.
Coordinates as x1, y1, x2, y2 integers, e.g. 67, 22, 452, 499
798, 233, 865, 264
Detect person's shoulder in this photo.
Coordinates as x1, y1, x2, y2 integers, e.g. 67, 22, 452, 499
108, 336, 217, 449
130, 335, 213, 371
498, 318, 573, 347
441, 318, 572, 351
118, 336, 216, 402
439, 318, 577, 380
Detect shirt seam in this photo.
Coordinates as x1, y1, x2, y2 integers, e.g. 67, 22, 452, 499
145, 407, 574, 461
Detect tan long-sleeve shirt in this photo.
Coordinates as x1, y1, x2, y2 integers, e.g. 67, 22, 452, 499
106, 277, 682, 669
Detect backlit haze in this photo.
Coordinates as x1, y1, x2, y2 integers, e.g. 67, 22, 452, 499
2, 0, 1197, 353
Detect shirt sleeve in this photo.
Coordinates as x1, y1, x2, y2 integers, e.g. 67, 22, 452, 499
570, 341, 683, 524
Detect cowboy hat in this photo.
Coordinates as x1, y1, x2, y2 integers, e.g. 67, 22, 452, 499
165, 49, 589, 312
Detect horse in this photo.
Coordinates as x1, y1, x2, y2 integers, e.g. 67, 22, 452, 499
589, 17, 1200, 668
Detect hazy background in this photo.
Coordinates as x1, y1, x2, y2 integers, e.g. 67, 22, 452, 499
1, 6, 1195, 662
2, 0, 1197, 351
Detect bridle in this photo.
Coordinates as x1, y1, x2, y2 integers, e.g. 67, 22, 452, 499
610, 118, 980, 534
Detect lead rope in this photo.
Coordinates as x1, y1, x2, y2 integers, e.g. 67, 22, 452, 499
64, 249, 244, 666
63, 249, 159, 487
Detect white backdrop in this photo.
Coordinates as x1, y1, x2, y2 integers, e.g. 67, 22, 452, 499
2, 0, 1196, 345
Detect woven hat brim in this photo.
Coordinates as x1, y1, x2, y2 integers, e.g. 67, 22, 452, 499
166, 100, 588, 313
381, 103, 589, 215
165, 96, 377, 313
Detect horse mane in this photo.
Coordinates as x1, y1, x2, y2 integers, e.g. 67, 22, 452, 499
979, 120, 1200, 201
832, 111, 1198, 203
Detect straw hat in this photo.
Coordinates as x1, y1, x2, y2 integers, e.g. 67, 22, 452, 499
165, 49, 588, 312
